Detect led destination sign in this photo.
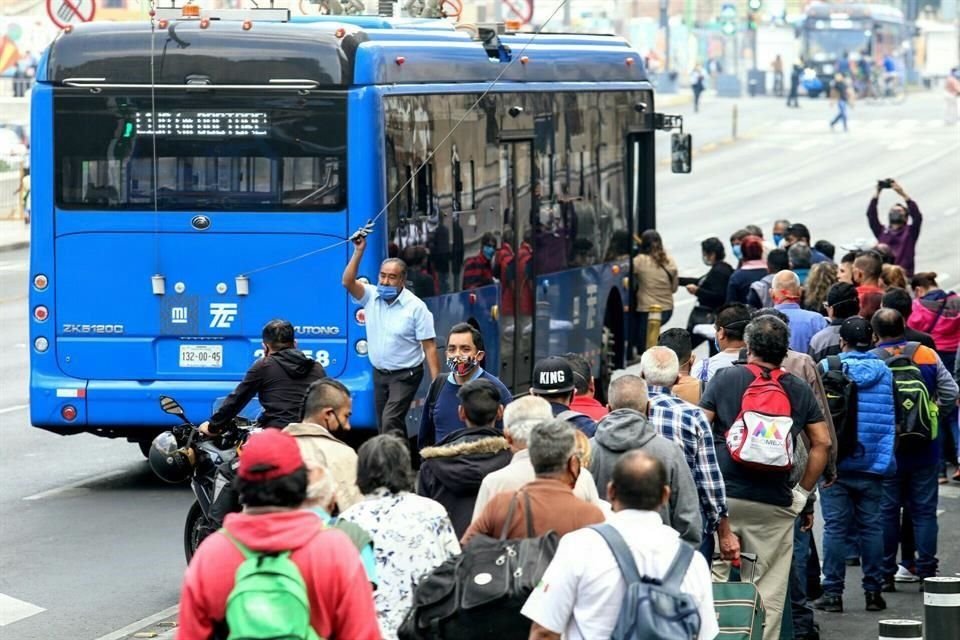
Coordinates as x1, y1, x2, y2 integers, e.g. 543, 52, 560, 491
134, 111, 270, 137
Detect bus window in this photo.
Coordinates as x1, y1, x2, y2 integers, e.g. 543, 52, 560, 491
54, 91, 346, 211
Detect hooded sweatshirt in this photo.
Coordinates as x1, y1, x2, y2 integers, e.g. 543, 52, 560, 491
867, 197, 922, 276
417, 426, 511, 537
210, 348, 326, 430
589, 409, 702, 545
177, 510, 380, 640
824, 351, 897, 477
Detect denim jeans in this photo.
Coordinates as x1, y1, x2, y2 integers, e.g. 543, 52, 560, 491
790, 518, 815, 634
820, 474, 886, 594
830, 99, 848, 131
881, 465, 939, 578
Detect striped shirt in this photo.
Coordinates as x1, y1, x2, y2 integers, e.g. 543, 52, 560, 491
646, 385, 728, 533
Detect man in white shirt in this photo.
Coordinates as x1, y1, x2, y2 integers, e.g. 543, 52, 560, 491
693, 303, 751, 383
522, 450, 719, 640
472, 396, 601, 519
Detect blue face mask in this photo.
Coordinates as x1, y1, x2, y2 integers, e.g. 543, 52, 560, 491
377, 284, 399, 301
482, 245, 495, 260
732, 245, 743, 261
772, 233, 783, 247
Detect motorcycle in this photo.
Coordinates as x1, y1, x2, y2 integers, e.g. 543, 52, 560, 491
151, 395, 253, 563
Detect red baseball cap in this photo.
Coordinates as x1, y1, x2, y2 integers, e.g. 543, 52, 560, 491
238, 429, 304, 481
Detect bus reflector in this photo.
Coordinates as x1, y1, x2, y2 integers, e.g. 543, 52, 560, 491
355, 309, 366, 325
34, 337, 49, 352
504, 19, 521, 31
625, 57, 635, 67
242, 20, 253, 30
520, 56, 529, 65
57, 388, 86, 398
395, 56, 405, 66
355, 340, 369, 356
158, 19, 169, 29
200, 18, 210, 28
335, 27, 346, 38
611, 264, 620, 275
61, 405, 78, 421
33, 306, 49, 322
182, 3, 200, 17
33, 274, 48, 290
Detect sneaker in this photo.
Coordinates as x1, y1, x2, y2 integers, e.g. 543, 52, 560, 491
895, 565, 921, 583
952, 468, 960, 482
865, 591, 887, 611
881, 577, 897, 593
813, 594, 843, 613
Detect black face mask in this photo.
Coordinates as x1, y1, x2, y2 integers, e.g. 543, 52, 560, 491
889, 212, 906, 226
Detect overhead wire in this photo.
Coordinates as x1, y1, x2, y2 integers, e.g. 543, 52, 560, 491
239, 0, 571, 277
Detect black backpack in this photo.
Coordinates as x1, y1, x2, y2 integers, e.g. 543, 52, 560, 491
819, 356, 862, 462
397, 491, 558, 640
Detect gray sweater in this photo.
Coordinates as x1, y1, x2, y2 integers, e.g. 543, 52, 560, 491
589, 408, 703, 545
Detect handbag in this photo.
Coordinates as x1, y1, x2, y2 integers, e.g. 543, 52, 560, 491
398, 491, 558, 640
686, 305, 717, 331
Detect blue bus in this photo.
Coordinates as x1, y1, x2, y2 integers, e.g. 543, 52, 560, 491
28, 10, 676, 449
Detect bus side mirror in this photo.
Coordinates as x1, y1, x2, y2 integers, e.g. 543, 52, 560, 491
671, 133, 692, 174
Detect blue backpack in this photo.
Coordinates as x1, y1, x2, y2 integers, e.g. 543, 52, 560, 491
591, 524, 701, 640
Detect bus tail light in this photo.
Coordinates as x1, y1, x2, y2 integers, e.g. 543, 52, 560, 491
355, 309, 366, 325
33, 274, 48, 290
34, 337, 49, 352
355, 340, 369, 356
33, 305, 49, 322
61, 405, 77, 421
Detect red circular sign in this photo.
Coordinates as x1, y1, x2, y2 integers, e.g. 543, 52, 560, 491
46, 0, 96, 29
503, 0, 533, 25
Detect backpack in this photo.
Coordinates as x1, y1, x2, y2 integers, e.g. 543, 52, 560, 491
398, 491, 558, 640
591, 524, 701, 640
870, 343, 939, 442
221, 528, 321, 640
820, 356, 862, 462
725, 364, 795, 471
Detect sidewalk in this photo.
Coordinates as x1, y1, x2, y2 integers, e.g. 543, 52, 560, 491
0, 218, 29, 253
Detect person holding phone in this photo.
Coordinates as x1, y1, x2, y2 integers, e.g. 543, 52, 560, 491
866, 179, 922, 276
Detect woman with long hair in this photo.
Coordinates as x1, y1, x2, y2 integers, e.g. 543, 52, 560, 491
881, 263, 909, 291
632, 229, 678, 352
682, 237, 733, 351
803, 261, 838, 315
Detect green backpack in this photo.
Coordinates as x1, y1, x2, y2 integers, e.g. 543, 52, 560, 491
221, 529, 322, 640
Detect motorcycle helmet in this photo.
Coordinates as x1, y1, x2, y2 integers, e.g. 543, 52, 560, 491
148, 431, 195, 483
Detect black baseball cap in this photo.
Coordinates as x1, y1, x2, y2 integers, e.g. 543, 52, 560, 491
840, 316, 873, 351
531, 356, 575, 395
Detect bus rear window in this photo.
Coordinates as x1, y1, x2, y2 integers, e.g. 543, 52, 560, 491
55, 91, 346, 211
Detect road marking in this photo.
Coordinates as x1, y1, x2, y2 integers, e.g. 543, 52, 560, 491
93, 605, 179, 640
0, 593, 45, 626
800, 203, 818, 212
0, 404, 27, 415
944, 207, 958, 217
22, 469, 129, 501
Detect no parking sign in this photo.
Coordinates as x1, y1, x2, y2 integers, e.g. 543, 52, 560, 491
46, 0, 96, 29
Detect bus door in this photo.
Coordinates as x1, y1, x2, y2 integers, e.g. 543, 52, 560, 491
497, 140, 535, 391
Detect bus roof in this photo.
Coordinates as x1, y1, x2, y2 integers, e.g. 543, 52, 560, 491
43, 18, 648, 88
804, 1, 904, 22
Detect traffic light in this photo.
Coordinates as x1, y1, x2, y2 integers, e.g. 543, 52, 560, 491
747, 0, 762, 10
719, 2, 736, 36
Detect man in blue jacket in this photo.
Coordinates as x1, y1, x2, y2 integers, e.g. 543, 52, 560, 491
813, 317, 896, 614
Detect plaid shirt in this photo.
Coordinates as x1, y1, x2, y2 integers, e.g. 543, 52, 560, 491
647, 385, 727, 532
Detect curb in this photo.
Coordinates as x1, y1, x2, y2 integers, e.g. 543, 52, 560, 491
0, 240, 29, 254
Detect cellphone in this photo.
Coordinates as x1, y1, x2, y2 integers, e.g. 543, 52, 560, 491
877, 179, 893, 189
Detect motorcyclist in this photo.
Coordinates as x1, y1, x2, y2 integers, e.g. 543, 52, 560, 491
200, 319, 326, 435
200, 319, 326, 527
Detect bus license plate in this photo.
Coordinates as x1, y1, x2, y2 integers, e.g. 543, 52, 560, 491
179, 345, 223, 368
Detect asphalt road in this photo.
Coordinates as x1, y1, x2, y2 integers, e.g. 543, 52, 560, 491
0, 90, 957, 640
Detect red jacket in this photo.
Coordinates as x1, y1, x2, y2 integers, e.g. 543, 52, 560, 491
177, 510, 381, 640
569, 394, 609, 421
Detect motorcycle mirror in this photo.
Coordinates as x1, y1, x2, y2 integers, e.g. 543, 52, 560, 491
159, 395, 186, 418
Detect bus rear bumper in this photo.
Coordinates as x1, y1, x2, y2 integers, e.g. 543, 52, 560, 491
29, 370, 378, 434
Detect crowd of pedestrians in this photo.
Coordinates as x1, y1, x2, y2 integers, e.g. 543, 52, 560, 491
172, 179, 957, 640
